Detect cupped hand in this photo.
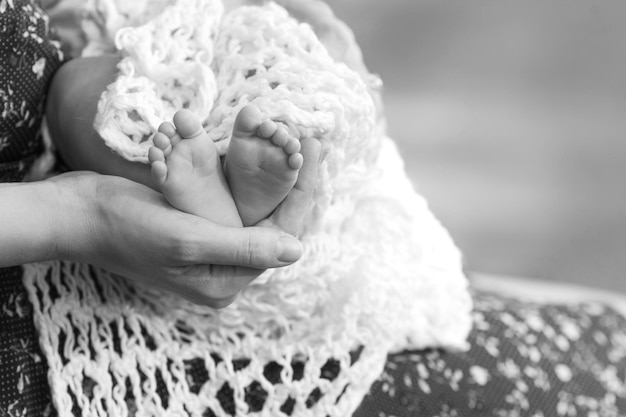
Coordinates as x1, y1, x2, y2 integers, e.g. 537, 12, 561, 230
49, 136, 320, 309
49, 172, 304, 308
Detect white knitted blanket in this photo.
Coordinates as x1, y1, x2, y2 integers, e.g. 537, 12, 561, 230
24, 1, 473, 416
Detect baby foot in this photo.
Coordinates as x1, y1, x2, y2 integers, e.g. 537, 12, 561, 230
148, 109, 242, 227
225, 105, 303, 226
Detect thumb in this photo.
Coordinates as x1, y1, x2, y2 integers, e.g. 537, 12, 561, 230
193, 224, 304, 269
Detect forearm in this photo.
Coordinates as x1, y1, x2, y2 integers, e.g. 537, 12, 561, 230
0, 178, 91, 266
46, 55, 154, 188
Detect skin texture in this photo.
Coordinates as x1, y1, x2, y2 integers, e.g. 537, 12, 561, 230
149, 106, 303, 228
46, 55, 155, 188
0, 169, 316, 308
148, 110, 244, 228
224, 105, 303, 226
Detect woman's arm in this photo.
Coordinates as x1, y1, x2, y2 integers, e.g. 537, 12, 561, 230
0, 180, 68, 266
46, 55, 156, 188
0, 172, 305, 307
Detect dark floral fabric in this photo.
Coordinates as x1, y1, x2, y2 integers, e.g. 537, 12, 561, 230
355, 291, 626, 417
0, 0, 63, 181
1, 0, 62, 416
0, 267, 55, 417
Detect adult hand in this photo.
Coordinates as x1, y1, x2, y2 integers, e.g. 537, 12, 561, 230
47, 172, 304, 307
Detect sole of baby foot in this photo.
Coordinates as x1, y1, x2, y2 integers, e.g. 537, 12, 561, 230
148, 109, 241, 227
225, 104, 303, 226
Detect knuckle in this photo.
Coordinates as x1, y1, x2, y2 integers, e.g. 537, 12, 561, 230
167, 236, 195, 263
235, 235, 266, 267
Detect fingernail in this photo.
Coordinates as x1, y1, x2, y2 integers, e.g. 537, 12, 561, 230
277, 236, 303, 263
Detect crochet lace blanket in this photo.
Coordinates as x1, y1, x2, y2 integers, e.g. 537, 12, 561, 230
24, 1, 473, 416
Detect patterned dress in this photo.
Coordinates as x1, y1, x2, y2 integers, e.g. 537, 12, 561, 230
0, 0, 62, 416
355, 291, 626, 417
2, 2, 626, 417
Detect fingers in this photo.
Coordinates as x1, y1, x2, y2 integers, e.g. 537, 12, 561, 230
269, 137, 322, 235
166, 215, 304, 308
171, 264, 259, 309
89, 175, 304, 309
167, 225, 302, 308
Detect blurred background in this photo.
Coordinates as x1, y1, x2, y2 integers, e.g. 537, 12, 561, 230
331, 0, 626, 292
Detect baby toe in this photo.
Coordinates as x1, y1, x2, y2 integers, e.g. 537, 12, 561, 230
257, 120, 277, 138
284, 137, 301, 155
288, 152, 304, 170
158, 121, 176, 138
233, 104, 262, 135
148, 146, 165, 163
151, 160, 168, 185
269, 127, 289, 147
153, 132, 172, 154
173, 109, 204, 139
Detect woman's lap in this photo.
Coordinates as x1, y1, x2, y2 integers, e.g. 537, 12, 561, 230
4, 280, 626, 416
354, 290, 626, 416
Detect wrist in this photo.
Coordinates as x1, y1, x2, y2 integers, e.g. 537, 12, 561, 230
45, 172, 102, 263
0, 176, 93, 266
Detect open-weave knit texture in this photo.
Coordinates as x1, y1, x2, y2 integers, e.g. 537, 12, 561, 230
23, 1, 473, 416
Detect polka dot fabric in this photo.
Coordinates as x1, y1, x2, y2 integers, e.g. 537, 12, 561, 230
0, 1, 62, 416
355, 291, 626, 416
0, 0, 62, 179
0, 267, 55, 417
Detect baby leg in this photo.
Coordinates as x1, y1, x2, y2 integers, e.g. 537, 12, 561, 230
224, 105, 303, 226
148, 109, 242, 227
